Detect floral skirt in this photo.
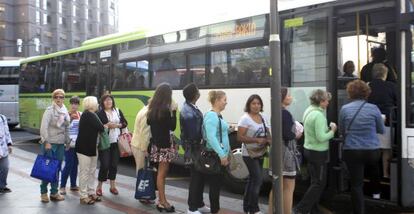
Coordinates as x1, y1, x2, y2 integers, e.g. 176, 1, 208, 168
150, 142, 178, 163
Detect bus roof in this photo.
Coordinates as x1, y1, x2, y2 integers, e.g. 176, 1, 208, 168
81, 29, 146, 46
21, 30, 146, 64
0, 60, 21, 67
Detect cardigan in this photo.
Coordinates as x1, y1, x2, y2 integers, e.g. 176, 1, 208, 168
131, 106, 151, 151
147, 109, 177, 148
302, 105, 334, 152
75, 111, 105, 156
203, 111, 230, 158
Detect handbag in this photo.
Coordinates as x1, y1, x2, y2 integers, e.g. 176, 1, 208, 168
193, 113, 223, 175
246, 116, 268, 158
118, 127, 132, 157
135, 158, 156, 200
30, 151, 61, 183
98, 128, 111, 151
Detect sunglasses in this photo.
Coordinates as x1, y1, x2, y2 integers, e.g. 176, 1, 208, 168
54, 96, 65, 99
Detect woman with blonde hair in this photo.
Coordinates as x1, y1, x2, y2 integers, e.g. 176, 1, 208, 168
39, 89, 70, 202
202, 90, 230, 214
75, 96, 106, 205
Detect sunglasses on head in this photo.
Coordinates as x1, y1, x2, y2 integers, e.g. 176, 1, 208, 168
54, 96, 65, 99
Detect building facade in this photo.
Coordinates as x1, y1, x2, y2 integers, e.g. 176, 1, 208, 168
0, 0, 118, 58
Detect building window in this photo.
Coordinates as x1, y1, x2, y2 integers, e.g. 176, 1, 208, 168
97, 11, 100, 22
109, 15, 115, 26
59, 16, 62, 25
72, 5, 76, 17
42, 0, 47, 10
85, 8, 88, 20
36, 11, 41, 23
47, 15, 51, 24
36, 0, 40, 8
58, 1, 62, 14
0, 6, 5, 12
43, 13, 47, 25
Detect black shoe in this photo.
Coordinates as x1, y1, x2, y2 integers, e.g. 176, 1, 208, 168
156, 204, 175, 213
0, 187, 11, 193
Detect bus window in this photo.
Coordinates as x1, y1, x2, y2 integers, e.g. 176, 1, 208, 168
210, 51, 227, 86
62, 54, 85, 92
190, 53, 206, 86
152, 54, 185, 88
0, 67, 19, 85
409, 25, 414, 125
117, 60, 149, 90
230, 46, 270, 85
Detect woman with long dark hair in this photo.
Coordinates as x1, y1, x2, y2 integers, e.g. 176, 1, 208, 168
147, 83, 178, 212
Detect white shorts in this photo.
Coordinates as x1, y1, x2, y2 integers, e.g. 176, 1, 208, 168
378, 126, 391, 149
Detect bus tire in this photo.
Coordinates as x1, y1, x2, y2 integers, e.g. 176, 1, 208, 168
224, 170, 247, 194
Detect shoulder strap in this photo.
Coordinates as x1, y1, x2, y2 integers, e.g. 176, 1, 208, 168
260, 115, 267, 137
0, 115, 5, 124
346, 101, 367, 132
217, 114, 223, 144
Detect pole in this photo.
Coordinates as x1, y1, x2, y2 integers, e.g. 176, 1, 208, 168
269, 0, 283, 213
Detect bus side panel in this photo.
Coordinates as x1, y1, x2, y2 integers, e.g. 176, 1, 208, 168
0, 85, 19, 125
401, 159, 414, 207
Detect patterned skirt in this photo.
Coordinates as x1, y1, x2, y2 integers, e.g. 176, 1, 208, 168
150, 142, 178, 163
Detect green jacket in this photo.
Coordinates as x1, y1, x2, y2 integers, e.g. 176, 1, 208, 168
302, 105, 334, 151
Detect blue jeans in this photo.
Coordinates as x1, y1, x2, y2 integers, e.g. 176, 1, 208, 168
0, 156, 9, 189
243, 156, 264, 213
60, 148, 78, 188
40, 144, 65, 195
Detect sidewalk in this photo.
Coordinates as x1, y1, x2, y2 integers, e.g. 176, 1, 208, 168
1, 146, 268, 214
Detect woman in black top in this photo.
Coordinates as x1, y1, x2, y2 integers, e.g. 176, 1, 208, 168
147, 83, 178, 212
75, 96, 106, 205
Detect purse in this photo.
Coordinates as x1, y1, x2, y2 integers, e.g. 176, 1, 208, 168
98, 128, 111, 150
30, 151, 61, 183
193, 113, 223, 175
246, 116, 268, 158
135, 158, 156, 200
118, 127, 133, 157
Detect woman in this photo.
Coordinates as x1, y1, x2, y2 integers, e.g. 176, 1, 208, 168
147, 83, 178, 212
180, 83, 210, 214
339, 80, 384, 214
293, 89, 337, 214
39, 89, 70, 203
75, 96, 106, 205
203, 90, 230, 214
343, 61, 357, 78
96, 94, 128, 196
237, 94, 270, 214
0, 114, 12, 194
60, 96, 81, 195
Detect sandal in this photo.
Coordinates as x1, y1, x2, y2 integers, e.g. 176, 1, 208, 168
156, 203, 175, 213
70, 186, 79, 191
96, 188, 103, 196
80, 197, 95, 205
110, 187, 119, 195
89, 194, 102, 202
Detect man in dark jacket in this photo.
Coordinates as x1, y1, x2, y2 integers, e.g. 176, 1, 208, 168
361, 47, 397, 83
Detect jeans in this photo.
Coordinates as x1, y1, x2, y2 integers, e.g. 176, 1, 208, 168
295, 149, 328, 214
60, 148, 78, 188
243, 156, 264, 213
98, 143, 120, 181
40, 143, 65, 195
0, 156, 9, 189
343, 149, 381, 214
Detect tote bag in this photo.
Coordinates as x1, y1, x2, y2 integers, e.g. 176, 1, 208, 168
118, 128, 132, 157
30, 152, 61, 183
134, 159, 156, 200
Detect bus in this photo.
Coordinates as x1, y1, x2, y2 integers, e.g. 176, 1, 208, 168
19, 0, 414, 208
0, 60, 20, 128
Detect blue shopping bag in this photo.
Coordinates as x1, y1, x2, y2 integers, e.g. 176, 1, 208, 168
134, 160, 156, 200
30, 152, 61, 183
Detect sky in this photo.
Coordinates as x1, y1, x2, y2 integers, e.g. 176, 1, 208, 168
118, 0, 336, 34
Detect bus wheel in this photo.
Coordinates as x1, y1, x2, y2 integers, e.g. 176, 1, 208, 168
224, 170, 247, 194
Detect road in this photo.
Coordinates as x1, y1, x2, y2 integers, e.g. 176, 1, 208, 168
7, 129, 414, 214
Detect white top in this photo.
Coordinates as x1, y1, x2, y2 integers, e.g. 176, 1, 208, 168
237, 113, 270, 157
106, 109, 121, 143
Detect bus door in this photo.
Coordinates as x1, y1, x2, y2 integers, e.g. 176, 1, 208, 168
333, 1, 399, 200
398, 0, 414, 207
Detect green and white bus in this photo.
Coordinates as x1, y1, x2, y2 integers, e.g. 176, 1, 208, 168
19, 0, 414, 208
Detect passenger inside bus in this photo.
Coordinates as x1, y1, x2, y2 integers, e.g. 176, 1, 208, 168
342, 61, 357, 78
360, 47, 397, 83
258, 67, 270, 84
210, 66, 225, 85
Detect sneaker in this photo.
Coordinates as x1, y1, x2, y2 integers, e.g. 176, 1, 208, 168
187, 210, 202, 214
198, 206, 211, 213
50, 193, 65, 201
41, 193, 50, 203
59, 187, 66, 195
373, 193, 381, 199
253, 212, 263, 214
0, 187, 11, 193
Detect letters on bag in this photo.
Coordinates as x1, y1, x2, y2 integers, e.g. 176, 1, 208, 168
135, 160, 156, 200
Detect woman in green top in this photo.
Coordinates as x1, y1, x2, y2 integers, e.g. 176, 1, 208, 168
293, 89, 337, 214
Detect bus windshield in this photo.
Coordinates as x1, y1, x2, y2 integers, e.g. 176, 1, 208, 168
0, 67, 19, 84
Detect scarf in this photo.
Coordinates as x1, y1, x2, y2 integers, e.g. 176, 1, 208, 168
54, 103, 69, 127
